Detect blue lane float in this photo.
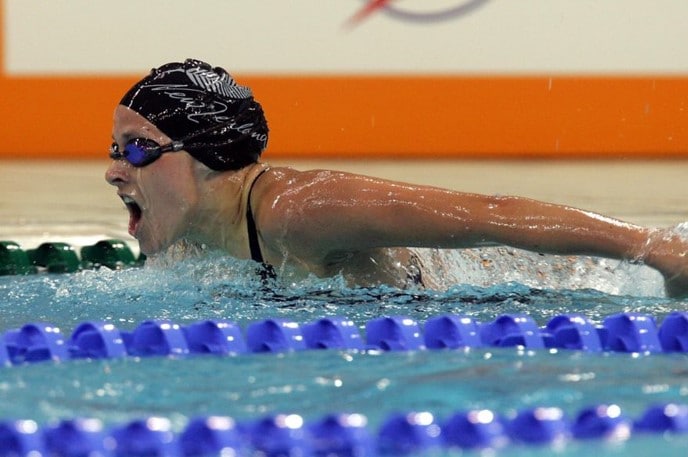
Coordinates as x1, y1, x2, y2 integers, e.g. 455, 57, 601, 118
1, 403, 688, 456
3, 312, 688, 367
424, 314, 483, 349
182, 320, 247, 355
69, 321, 128, 359
124, 320, 190, 357
303, 317, 365, 350
4, 322, 69, 364
246, 319, 308, 353
601, 313, 663, 353
543, 313, 603, 352
658, 312, 688, 352
571, 404, 632, 440
366, 316, 424, 351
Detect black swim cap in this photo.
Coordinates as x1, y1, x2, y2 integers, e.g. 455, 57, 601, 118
119, 58, 268, 171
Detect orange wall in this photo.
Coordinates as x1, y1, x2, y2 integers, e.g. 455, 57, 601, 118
2, 4, 687, 159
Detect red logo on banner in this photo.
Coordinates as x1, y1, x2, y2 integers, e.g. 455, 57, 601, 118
347, 0, 491, 27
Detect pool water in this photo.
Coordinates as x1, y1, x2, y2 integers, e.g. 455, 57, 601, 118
1, 250, 688, 456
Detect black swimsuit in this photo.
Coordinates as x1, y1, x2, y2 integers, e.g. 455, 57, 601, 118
246, 167, 276, 279
246, 168, 268, 263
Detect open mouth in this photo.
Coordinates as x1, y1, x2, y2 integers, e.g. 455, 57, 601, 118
121, 195, 142, 236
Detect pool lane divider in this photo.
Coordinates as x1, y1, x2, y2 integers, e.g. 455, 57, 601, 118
2, 312, 688, 367
4, 241, 688, 453
1, 404, 688, 455
0, 240, 144, 275
1, 239, 685, 357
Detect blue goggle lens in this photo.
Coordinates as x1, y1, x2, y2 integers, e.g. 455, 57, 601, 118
110, 138, 164, 167
124, 139, 160, 166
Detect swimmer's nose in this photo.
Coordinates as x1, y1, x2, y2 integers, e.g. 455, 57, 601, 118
105, 158, 131, 186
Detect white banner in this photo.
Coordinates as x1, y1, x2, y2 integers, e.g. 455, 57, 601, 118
5, 0, 688, 75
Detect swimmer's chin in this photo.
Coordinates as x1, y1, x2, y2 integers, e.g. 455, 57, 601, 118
136, 238, 171, 258
142, 239, 206, 261
136, 232, 189, 257
134, 235, 158, 257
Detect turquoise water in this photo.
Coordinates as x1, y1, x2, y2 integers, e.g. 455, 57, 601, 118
1, 252, 688, 455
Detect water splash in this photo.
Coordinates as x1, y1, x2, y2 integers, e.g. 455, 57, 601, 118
0, 247, 679, 333
414, 246, 665, 297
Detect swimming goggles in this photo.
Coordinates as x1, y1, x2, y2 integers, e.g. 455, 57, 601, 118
109, 138, 184, 167
109, 115, 250, 167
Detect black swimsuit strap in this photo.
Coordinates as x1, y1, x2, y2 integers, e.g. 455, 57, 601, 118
246, 167, 270, 263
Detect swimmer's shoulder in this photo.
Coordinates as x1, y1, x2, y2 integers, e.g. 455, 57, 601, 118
249, 166, 360, 257
246, 164, 310, 231
250, 166, 334, 220
253, 166, 360, 198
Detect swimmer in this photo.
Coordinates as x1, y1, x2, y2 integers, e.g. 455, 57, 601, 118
106, 59, 688, 296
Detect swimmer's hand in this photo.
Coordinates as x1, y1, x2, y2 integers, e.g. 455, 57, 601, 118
643, 225, 688, 298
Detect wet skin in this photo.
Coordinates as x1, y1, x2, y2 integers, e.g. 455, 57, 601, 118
107, 106, 688, 296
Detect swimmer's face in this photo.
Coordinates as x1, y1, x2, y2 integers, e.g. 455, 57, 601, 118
105, 105, 202, 255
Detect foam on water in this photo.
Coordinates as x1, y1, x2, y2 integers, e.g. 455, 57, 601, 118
0, 249, 677, 331
413, 246, 666, 297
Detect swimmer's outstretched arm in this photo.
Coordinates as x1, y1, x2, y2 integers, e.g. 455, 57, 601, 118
259, 169, 688, 296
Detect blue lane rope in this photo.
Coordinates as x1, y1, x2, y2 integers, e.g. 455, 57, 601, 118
1, 311, 688, 366
5, 240, 688, 453
1, 403, 688, 455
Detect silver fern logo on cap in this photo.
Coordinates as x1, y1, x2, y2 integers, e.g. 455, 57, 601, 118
185, 67, 253, 100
